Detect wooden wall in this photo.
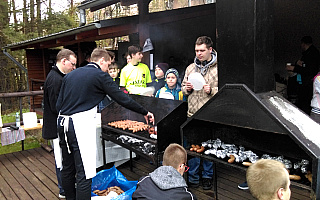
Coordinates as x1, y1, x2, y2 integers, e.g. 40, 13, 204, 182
26, 49, 59, 109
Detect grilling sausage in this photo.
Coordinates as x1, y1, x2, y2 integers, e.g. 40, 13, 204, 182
228, 155, 235, 163
289, 175, 301, 181
242, 162, 252, 166
196, 146, 205, 153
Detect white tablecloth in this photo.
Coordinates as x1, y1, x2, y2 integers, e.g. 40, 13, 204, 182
1, 127, 25, 146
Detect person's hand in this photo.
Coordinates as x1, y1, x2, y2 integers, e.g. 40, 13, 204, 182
203, 84, 211, 94
144, 112, 154, 125
285, 64, 294, 71
186, 81, 194, 92
296, 60, 303, 67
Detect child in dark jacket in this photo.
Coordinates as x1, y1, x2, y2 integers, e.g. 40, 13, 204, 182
155, 68, 186, 101
132, 143, 197, 200
108, 63, 120, 86
150, 63, 168, 96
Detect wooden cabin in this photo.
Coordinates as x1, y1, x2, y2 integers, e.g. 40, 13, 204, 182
3, 0, 320, 107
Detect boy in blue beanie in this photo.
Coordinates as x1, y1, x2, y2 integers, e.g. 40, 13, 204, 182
155, 68, 186, 101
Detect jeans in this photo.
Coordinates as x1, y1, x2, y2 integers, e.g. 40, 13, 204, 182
58, 116, 92, 200
55, 163, 64, 195
51, 141, 64, 195
98, 95, 113, 112
188, 157, 213, 183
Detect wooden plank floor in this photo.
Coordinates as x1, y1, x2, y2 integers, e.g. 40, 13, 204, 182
0, 148, 59, 199
0, 148, 312, 200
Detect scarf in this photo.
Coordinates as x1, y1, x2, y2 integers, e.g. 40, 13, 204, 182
194, 51, 217, 76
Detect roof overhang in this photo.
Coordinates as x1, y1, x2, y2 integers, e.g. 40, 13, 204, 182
78, 0, 120, 12
78, 0, 138, 12
4, 4, 215, 51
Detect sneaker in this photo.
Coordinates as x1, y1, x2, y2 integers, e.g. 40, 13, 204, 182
202, 178, 213, 190
238, 181, 249, 190
188, 182, 200, 188
59, 193, 66, 199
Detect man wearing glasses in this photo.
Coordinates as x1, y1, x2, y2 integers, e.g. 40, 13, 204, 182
132, 143, 197, 200
42, 48, 77, 198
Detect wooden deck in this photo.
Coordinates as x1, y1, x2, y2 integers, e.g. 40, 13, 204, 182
0, 147, 312, 200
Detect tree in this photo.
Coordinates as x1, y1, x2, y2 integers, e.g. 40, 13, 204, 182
30, 0, 35, 33
36, 0, 41, 36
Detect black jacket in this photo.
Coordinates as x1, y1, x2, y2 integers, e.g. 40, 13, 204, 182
294, 45, 320, 87
150, 78, 166, 96
56, 62, 148, 116
42, 66, 65, 139
132, 166, 197, 200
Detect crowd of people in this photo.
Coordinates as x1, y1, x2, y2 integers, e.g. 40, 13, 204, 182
42, 35, 319, 200
42, 35, 217, 199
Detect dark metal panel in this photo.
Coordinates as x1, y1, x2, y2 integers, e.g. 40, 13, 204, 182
216, 0, 274, 93
193, 84, 287, 133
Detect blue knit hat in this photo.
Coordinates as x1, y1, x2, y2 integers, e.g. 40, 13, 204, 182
165, 68, 179, 79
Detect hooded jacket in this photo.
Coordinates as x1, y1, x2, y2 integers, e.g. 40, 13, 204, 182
182, 50, 218, 117
132, 166, 196, 200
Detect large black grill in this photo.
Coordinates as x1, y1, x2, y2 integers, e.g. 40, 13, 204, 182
181, 84, 320, 199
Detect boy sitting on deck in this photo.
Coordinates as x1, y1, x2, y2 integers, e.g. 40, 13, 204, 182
132, 143, 197, 200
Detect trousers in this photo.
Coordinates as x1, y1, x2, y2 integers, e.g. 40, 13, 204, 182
58, 116, 92, 200
188, 157, 213, 183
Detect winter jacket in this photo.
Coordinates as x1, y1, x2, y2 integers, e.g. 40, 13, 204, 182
155, 82, 186, 101
182, 50, 218, 117
132, 166, 196, 200
150, 78, 166, 96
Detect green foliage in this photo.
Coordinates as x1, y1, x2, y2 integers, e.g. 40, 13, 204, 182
2, 24, 26, 44
1, 1, 79, 45
0, 0, 8, 29
41, 10, 78, 35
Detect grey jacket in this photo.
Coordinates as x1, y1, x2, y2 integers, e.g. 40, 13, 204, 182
132, 166, 196, 200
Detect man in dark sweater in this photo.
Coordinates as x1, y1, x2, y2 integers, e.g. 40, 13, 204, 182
132, 143, 197, 200
56, 48, 154, 200
42, 48, 77, 198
